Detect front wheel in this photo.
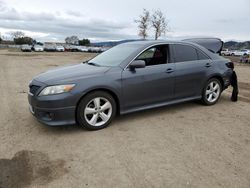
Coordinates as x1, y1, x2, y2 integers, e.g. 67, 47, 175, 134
202, 78, 222, 105
77, 91, 116, 130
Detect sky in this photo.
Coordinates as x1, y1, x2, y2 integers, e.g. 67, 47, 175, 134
0, 0, 249, 42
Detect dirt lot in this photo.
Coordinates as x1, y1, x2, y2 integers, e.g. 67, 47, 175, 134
0, 50, 249, 188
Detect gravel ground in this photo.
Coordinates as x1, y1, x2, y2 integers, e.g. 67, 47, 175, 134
0, 50, 249, 188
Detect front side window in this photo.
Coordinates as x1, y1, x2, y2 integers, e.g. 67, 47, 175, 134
136, 45, 168, 66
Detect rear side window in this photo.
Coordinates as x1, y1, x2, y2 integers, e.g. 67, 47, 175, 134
172, 44, 198, 62
196, 49, 209, 60
171, 44, 210, 62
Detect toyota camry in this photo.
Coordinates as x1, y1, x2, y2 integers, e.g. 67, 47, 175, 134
28, 39, 234, 130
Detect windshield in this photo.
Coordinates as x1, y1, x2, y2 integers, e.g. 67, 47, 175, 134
88, 44, 138, 67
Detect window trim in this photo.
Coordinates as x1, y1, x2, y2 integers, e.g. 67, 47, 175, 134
125, 43, 171, 69
124, 42, 211, 69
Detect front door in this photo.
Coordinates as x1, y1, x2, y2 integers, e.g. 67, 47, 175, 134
121, 45, 175, 112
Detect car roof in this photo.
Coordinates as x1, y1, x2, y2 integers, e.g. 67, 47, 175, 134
122, 40, 201, 49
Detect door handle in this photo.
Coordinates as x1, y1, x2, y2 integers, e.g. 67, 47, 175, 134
205, 63, 212, 68
166, 68, 174, 73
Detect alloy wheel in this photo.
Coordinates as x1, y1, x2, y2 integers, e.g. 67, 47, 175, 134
84, 97, 112, 127
205, 81, 221, 103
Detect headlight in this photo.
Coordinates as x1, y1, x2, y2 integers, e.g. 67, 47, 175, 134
39, 84, 75, 96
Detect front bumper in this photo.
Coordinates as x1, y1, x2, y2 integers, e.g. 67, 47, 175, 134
28, 103, 76, 126
28, 80, 78, 126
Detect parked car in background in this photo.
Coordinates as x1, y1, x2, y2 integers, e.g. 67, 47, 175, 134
64, 45, 71, 52
221, 49, 232, 56
66, 45, 79, 52
28, 40, 234, 130
44, 45, 56, 52
88, 47, 102, 53
33, 45, 44, 52
55, 45, 65, 52
21, 44, 32, 52
100, 47, 110, 52
231, 49, 250, 56
77, 46, 89, 52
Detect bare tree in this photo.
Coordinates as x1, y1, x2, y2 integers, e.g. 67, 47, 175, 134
65, 36, 79, 45
135, 9, 150, 39
11, 31, 25, 39
151, 10, 168, 40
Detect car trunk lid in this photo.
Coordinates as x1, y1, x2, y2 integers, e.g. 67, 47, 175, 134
183, 38, 224, 54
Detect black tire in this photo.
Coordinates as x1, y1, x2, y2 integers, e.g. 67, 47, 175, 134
76, 91, 116, 130
201, 78, 222, 106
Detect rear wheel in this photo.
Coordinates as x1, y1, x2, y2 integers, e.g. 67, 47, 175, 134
77, 91, 116, 130
202, 78, 222, 105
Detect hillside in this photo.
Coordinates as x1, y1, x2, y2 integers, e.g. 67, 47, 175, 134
92, 39, 143, 47
224, 41, 250, 50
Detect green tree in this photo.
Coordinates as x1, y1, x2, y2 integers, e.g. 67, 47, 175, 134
0, 37, 2, 44
79, 39, 90, 46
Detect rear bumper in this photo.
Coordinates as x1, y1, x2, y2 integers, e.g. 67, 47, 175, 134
223, 69, 233, 89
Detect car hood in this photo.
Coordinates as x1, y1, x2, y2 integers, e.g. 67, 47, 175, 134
34, 63, 111, 84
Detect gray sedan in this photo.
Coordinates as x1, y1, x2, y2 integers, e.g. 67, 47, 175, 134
28, 40, 233, 130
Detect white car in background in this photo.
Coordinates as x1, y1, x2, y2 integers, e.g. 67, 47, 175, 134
33, 45, 44, 52
55, 45, 65, 52
88, 47, 102, 53
231, 49, 250, 56
100, 47, 110, 52
21, 44, 32, 52
77, 46, 89, 52
221, 49, 232, 56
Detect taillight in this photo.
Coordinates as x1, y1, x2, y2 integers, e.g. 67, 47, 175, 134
226, 62, 234, 69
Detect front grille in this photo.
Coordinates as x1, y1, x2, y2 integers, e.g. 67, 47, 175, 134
29, 85, 41, 95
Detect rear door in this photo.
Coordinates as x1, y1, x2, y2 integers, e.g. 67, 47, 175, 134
170, 44, 212, 99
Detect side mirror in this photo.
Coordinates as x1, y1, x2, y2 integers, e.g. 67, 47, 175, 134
129, 60, 145, 70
